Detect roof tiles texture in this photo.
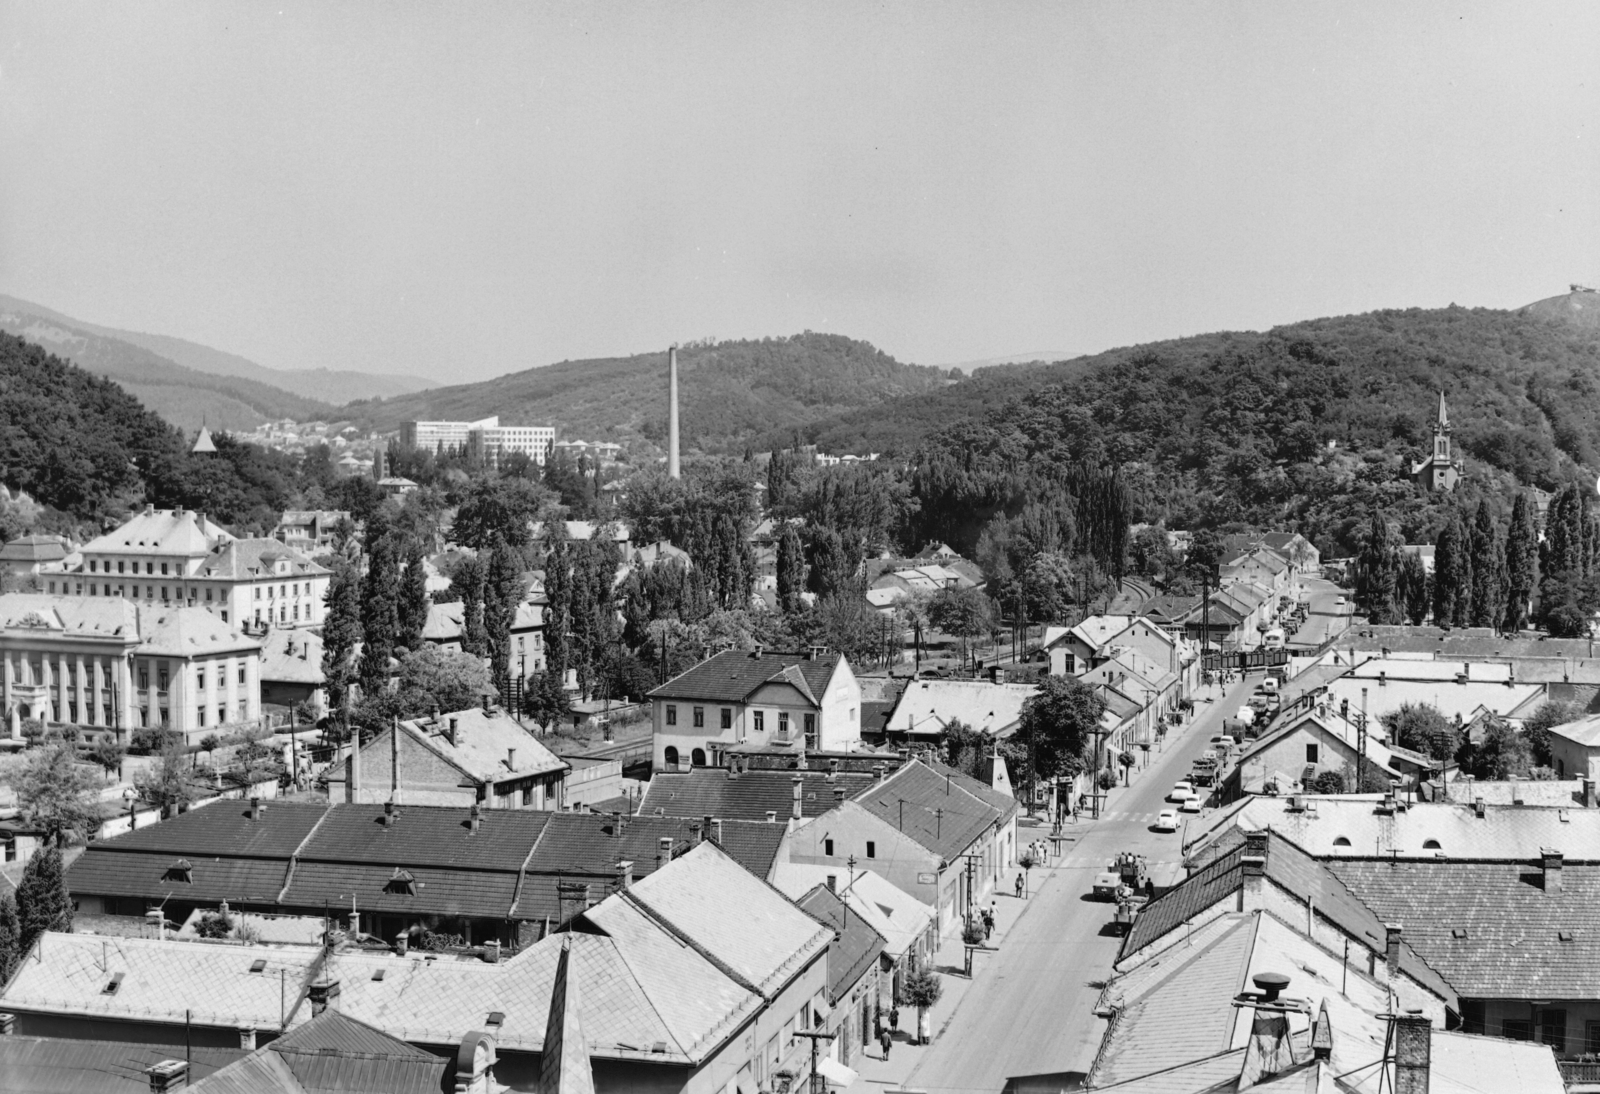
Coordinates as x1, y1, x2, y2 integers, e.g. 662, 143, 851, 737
0, 1036, 241, 1094
852, 760, 1002, 860
640, 768, 878, 821
393, 709, 567, 782
797, 885, 887, 1004
648, 649, 839, 705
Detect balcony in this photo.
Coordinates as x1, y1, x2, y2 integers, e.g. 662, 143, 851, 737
1560, 1058, 1600, 1086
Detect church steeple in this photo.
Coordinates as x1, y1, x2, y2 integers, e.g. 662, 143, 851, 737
1413, 390, 1461, 492
1436, 390, 1450, 431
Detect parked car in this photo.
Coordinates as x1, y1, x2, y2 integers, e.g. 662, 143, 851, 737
1168, 780, 1194, 803
1092, 871, 1124, 900
1179, 792, 1203, 813
1154, 809, 1180, 832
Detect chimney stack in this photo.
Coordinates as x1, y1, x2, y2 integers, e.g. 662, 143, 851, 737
703, 814, 714, 843
827, 759, 839, 781
656, 836, 673, 869
667, 345, 681, 480
1585, 778, 1596, 809
1237, 973, 1301, 1087
0, 1013, 13, 1035
1394, 1009, 1432, 1094
448, 716, 459, 746
1474, 796, 1485, 819
238, 1027, 257, 1050
1240, 855, 1267, 910
712, 818, 724, 843
507, 747, 516, 770
248, 797, 261, 821
383, 799, 397, 827
1385, 923, 1404, 976
616, 860, 634, 890
145, 1061, 189, 1093
792, 775, 805, 821
482, 693, 493, 716
308, 978, 340, 1016
469, 803, 482, 834
1542, 848, 1564, 894
766, 809, 777, 823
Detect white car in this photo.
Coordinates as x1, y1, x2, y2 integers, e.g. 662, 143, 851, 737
1154, 810, 1180, 832
1179, 792, 1203, 813
1168, 781, 1194, 803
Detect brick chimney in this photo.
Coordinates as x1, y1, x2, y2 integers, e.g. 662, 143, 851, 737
1394, 1009, 1432, 1094
792, 775, 805, 820
382, 799, 397, 828
827, 759, 839, 781
656, 836, 673, 870
145, 1060, 188, 1093
308, 978, 340, 1016
448, 716, 459, 746
702, 814, 714, 843
1585, 778, 1596, 809
616, 860, 634, 890
1542, 848, 1564, 894
248, 797, 262, 821
238, 1027, 257, 1050
1385, 923, 1404, 977
468, 803, 482, 834
481, 693, 493, 716
1240, 854, 1267, 910
711, 818, 724, 843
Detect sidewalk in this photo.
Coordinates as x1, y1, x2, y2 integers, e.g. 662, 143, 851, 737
848, 856, 1062, 1090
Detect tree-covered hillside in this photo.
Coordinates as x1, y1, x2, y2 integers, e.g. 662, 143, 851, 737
349, 333, 955, 454
882, 307, 1600, 557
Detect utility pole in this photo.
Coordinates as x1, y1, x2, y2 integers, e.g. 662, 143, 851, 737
797, 1029, 837, 1094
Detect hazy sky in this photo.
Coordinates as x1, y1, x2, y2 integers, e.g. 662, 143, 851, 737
3, 3, 1597, 382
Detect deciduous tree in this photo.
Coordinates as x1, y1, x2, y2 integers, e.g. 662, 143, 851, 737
8, 743, 101, 842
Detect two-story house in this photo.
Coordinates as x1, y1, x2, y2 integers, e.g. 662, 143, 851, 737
648, 648, 861, 771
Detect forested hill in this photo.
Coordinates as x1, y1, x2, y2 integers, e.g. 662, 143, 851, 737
347, 334, 955, 453
827, 307, 1600, 557
0, 298, 339, 432
1519, 287, 1600, 332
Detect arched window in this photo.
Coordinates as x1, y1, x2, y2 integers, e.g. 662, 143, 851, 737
691, 748, 707, 767
1423, 839, 1441, 850
1332, 836, 1351, 847
663, 746, 679, 769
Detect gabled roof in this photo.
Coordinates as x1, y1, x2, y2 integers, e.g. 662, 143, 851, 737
770, 863, 935, 958
1549, 712, 1600, 747
0, 933, 320, 1030
640, 767, 879, 821
1068, 615, 1134, 652
259, 628, 324, 686
78, 799, 331, 859
1327, 858, 1600, 1000
393, 708, 567, 783
595, 841, 832, 999
81, 508, 231, 557
0, 1035, 241, 1093
852, 759, 1002, 860
798, 884, 887, 1004
187, 1010, 450, 1094
882, 679, 1039, 737
647, 649, 842, 705
195, 538, 328, 581
1141, 595, 1203, 626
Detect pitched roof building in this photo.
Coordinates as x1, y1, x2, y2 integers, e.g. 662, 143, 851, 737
342, 706, 568, 809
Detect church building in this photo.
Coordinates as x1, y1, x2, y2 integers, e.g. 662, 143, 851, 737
1410, 391, 1462, 492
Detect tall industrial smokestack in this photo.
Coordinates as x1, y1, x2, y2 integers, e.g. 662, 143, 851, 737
667, 344, 681, 479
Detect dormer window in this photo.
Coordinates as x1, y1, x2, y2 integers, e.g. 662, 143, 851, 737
385, 868, 418, 896
164, 858, 194, 884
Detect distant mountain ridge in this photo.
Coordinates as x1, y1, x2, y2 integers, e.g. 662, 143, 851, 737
941, 350, 1081, 373
0, 294, 437, 409
349, 333, 956, 455
1519, 287, 1600, 331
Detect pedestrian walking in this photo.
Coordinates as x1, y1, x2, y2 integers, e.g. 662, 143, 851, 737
880, 1026, 893, 1060
1015, 872, 1024, 898
982, 907, 994, 940
890, 1005, 900, 1032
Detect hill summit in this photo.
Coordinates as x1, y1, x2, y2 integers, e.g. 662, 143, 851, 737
1519, 286, 1600, 331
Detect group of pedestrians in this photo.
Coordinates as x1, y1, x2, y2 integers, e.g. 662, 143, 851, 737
875, 1004, 902, 1059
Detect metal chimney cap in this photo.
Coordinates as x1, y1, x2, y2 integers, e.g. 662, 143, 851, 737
1252, 972, 1291, 1000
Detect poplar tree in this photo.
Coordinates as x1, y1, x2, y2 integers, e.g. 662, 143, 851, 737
1432, 514, 1468, 629
1468, 501, 1504, 629
483, 537, 523, 697
1355, 510, 1399, 623
544, 525, 573, 687
16, 845, 72, 949
358, 517, 400, 696
0, 893, 20, 982
396, 543, 431, 655
1504, 492, 1539, 631
1398, 550, 1431, 626
321, 557, 362, 711
777, 522, 806, 614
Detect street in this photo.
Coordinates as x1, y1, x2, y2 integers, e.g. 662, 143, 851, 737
885, 677, 1252, 1094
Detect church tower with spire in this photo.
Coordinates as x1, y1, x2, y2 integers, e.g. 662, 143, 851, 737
1410, 390, 1461, 492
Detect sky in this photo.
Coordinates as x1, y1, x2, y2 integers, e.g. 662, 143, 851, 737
2, 3, 1597, 383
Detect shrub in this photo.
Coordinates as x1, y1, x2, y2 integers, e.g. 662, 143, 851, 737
1307, 770, 1346, 795
193, 912, 232, 939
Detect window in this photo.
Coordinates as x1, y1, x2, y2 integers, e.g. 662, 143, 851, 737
720, 707, 732, 730
255, 588, 261, 600
691, 748, 707, 766
158, 668, 169, 691
1332, 836, 1351, 847
47, 581, 56, 594
293, 605, 299, 620
161, 586, 170, 601
161, 563, 169, 575
1502, 1019, 1533, 1041
1423, 839, 1442, 850
693, 706, 705, 728
198, 707, 207, 728
1586, 1021, 1600, 1056
663, 746, 679, 767
825, 838, 835, 856
666, 705, 678, 727
197, 668, 207, 690
754, 711, 765, 733
778, 712, 790, 740
238, 666, 246, 684
217, 706, 225, 726
139, 670, 149, 690
89, 560, 97, 573
804, 712, 817, 747
522, 784, 535, 806
866, 841, 876, 858
268, 585, 275, 599
1539, 1010, 1567, 1054
1305, 743, 1319, 764
146, 562, 154, 574
205, 588, 213, 602
281, 585, 287, 598
118, 561, 125, 573
279, 606, 286, 623
89, 584, 97, 595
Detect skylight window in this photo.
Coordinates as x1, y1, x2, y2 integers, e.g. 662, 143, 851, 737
249, 959, 267, 973
486, 1011, 506, 1027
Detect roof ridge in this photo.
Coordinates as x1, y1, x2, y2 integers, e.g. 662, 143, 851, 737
572, 927, 690, 1059
278, 803, 335, 904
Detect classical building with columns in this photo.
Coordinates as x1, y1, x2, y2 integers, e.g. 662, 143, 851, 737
1, 594, 262, 742
46, 506, 329, 631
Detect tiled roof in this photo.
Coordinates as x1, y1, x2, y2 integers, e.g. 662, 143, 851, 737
67, 850, 291, 905
0, 933, 319, 1030
135, 606, 261, 658
771, 863, 935, 958
80, 800, 331, 859
1323, 676, 1544, 726
1140, 595, 1202, 625
1440, 778, 1587, 807
0, 1036, 241, 1093
394, 709, 567, 782
1550, 713, 1600, 747
883, 679, 1039, 737
258, 628, 324, 686
1121, 832, 1454, 1005
0, 534, 68, 563
798, 884, 887, 1004
610, 841, 833, 998
648, 649, 840, 705
286, 861, 521, 920
297, 803, 550, 872
195, 538, 328, 580
852, 759, 1000, 860
1326, 858, 1600, 999
921, 757, 1018, 820
0, 594, 139, 639
81, 508, 231, 557
1189, 795, 1600, 863
639, 767, 879, 821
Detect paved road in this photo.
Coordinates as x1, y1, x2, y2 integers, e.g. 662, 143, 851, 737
900, 677, 1254, 1094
